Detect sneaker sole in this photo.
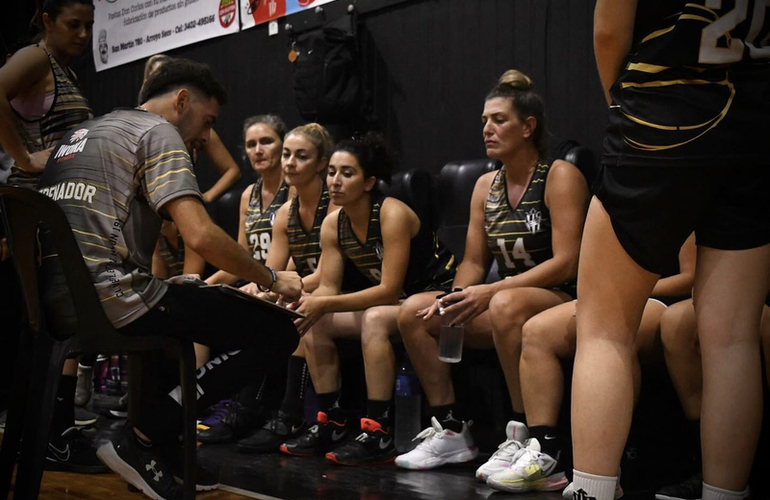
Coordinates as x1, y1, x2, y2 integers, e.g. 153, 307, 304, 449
487, 472, 568, 492
96, 442, 170, 500
236, 442, 282, 454
279, 444, 317, 457
173, 475, 220, 492
325, 452, 397, 466
395, 446, 479, 470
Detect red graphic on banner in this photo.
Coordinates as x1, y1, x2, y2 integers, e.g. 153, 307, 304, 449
297, 0, 315, 6
219, 0, 237, 28
249, 0, 287, 24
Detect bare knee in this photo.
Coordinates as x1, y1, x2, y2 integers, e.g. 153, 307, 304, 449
398, 293, 437, 340
660, 303, 698, 354
521, 315, 549, 356
489, 291, 530, 342
362, 307, 395, 348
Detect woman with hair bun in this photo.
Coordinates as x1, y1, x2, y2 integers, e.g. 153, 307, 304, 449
395, 70, 589, 475
0, 0, 94, 188
278, 131, 457, 466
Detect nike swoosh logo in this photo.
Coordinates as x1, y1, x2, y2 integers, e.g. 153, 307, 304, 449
48, 443, 70, 462
379, 438, 392, 450
331, 429, 347, 441
291, 424, 304, 434
544, 435, 557, 440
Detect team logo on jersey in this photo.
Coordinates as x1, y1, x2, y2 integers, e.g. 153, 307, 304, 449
525, 208, 541, 234
374, 242, 384, 260
70, 129, 89, 143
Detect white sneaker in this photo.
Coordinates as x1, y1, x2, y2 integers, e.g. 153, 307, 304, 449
394, 416, 478, 470
475, 420, 529, 481
562, 473, 624, 500
487, 437, 567, 492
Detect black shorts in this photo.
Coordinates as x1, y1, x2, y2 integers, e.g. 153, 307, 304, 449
595, 164, 770, 275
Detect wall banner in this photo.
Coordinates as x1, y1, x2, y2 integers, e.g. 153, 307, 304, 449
240, 0, 338, 31
93, 0, 240, 72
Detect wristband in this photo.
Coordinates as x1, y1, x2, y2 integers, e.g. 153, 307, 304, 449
258, 266, 277, 293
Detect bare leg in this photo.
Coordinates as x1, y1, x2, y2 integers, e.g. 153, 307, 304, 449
303, 311, 364, 394
695, 244, 770, 490
361, 305, 399, 400
490, 288, 571, 414
397, 292, 494, 406
572, 198, 659, 476
63, 358, 78, 377
660, 299, 701, 420
520, 301, 577, 426
761, 305, 770, 389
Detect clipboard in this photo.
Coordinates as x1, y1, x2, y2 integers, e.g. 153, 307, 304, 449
202, 284, 305, 319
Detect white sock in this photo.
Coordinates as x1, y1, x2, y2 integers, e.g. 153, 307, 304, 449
572, 469, 617, 500
702, 481, 749, 500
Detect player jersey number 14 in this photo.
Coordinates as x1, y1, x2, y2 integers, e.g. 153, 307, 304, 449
699, 0, 770, 64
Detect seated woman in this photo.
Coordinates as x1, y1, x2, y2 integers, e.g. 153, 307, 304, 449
395, 69, 589, 471
481, 235, 694, 494
236, 123, 342, 453
205, 114, 290, 284
280, 132, 456, 466
653, 295, 770, 500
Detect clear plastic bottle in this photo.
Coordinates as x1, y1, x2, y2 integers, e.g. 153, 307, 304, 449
394, 354, 422, 453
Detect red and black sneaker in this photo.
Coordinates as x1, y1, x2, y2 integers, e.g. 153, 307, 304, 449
325, 418, 397, 466
279, 411, 350, 456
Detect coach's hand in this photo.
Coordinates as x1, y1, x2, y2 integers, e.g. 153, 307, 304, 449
273, 270, 302, 302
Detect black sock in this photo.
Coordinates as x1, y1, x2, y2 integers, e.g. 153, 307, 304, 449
528, 425, 562, 459
511, 411, 527, 426
316, 391, 343, 421
278, 356, 309, 420
430, 404, 463, 433
239, 376, 267, 411
366, 399, 393, 430
51, 375, 76, 441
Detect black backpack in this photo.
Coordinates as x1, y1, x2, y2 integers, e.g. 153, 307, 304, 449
291, 14, 362, 123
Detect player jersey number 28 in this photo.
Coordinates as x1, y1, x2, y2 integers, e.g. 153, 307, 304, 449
700, 0, 770, 64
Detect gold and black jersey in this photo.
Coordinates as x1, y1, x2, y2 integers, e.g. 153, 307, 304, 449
244, 179, 289, 263
485, 163, 554, 279
604, 0, 770, 167
8, 45, 93, 189
337, 195, 456, 296
287, 184, 329, 278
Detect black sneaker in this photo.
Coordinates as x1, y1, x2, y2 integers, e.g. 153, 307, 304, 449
237, 411, 306, 454
197, 401, 260, 444
45, 426, 109, 473
102, 393, 128, 419
96, 426, 184, 500
74, 407, 98, 427
163, 443, 220, 492
280, 411, 350, 457
655, 471, 702, 500
325, 418, 397, 466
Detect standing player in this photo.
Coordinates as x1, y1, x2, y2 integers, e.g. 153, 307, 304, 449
572, 2, 770, 499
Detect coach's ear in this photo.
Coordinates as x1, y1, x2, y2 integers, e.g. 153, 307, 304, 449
173, 88, 191, 114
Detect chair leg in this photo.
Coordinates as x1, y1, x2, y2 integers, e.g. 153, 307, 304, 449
0, 328, 35, 498
14, 340, 68, 500
178, 343, 197, 500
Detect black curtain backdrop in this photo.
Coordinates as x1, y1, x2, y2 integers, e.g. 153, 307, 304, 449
7, 0, 606, 193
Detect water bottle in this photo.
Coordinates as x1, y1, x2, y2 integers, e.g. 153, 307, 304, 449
394, 355, 422, 453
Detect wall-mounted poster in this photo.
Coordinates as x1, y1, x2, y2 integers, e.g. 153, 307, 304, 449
93, 0, 240, 71
241, 0, 337, 30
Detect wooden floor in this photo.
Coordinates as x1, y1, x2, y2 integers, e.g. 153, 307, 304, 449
19, 471, 248, 499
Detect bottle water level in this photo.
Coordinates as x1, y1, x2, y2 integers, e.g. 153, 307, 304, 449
438, 324, 464, 363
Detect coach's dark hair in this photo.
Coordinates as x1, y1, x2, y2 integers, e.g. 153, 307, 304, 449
486, 69, 547, 158
32, 0, 94, 31
139, 58, 227, 106
243, 115, 288, 143
333, 131, 394, 185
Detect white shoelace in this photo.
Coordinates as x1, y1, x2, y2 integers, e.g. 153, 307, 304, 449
489, 438, 524, 462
